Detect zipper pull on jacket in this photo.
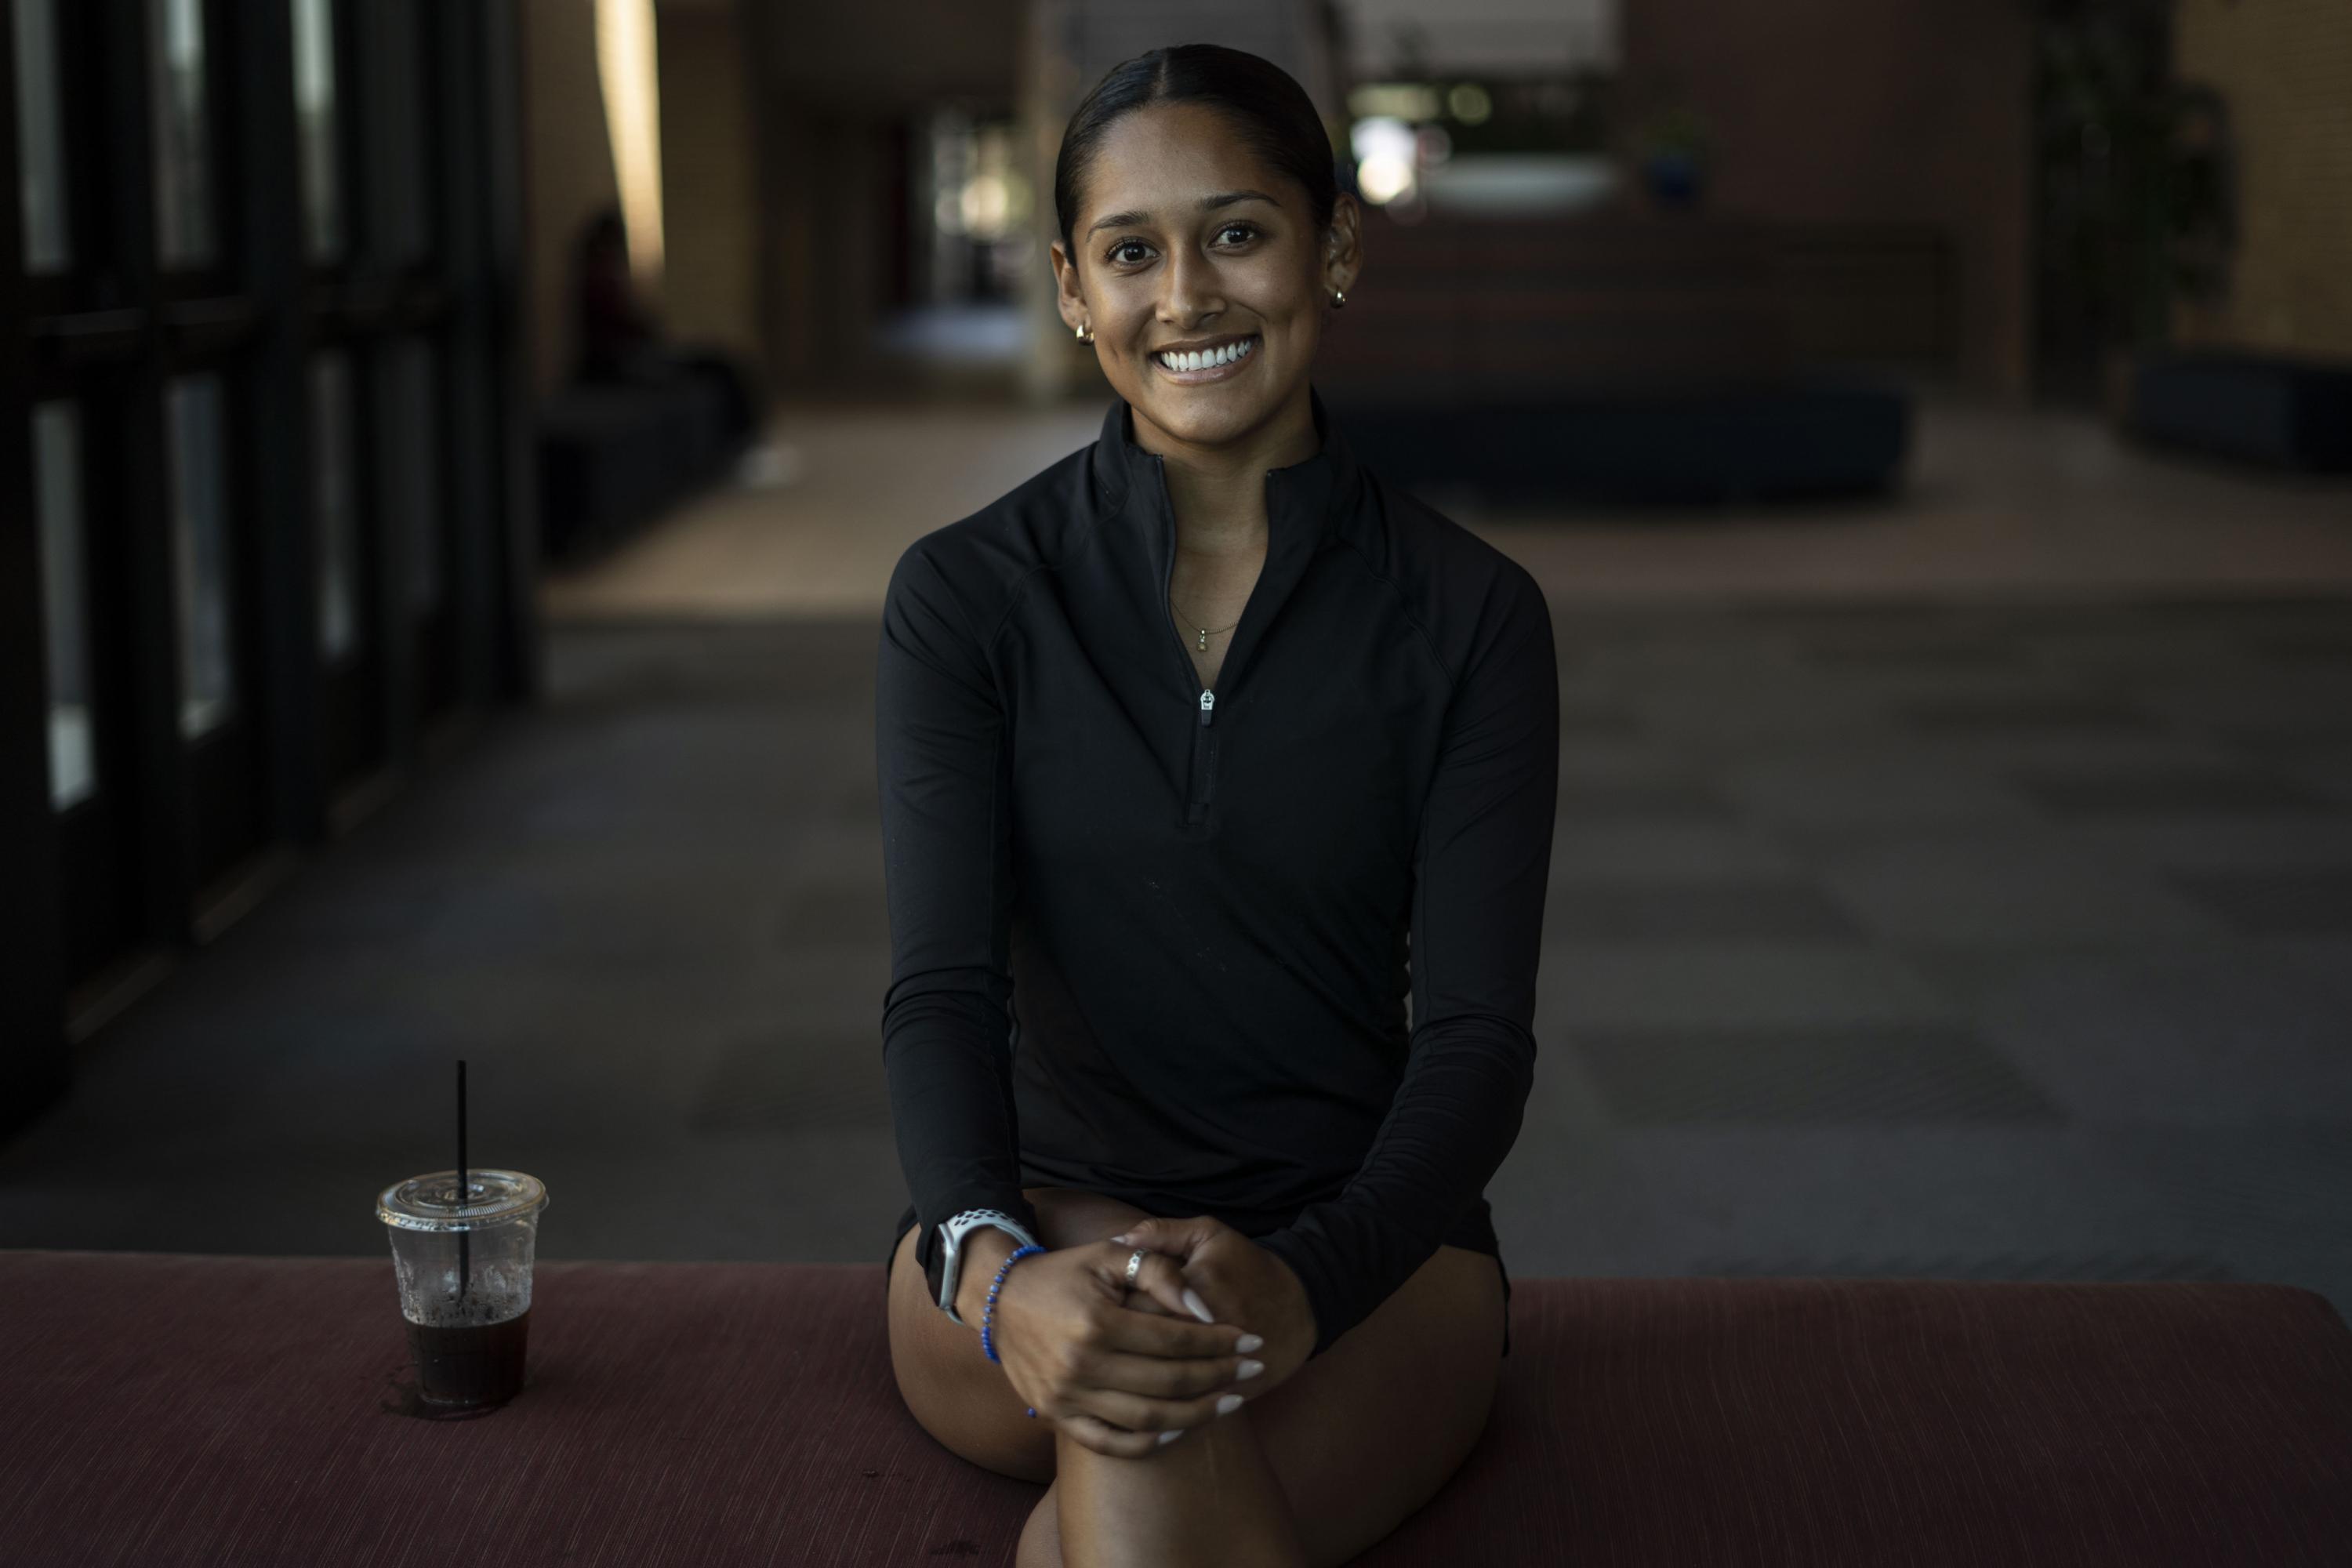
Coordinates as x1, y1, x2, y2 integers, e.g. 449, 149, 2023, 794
1200, 690, 1215, 726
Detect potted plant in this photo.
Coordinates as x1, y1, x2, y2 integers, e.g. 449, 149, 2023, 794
1634, 102, 1711, 209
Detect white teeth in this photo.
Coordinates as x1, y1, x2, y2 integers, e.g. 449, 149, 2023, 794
1159, 336, 1254, 372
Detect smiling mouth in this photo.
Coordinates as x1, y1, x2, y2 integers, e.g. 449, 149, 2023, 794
1152, 335, 1259, 377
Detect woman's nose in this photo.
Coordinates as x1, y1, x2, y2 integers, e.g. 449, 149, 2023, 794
1158, 245, 1225, 326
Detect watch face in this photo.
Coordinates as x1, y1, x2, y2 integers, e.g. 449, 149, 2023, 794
921, 1225, 948, 1306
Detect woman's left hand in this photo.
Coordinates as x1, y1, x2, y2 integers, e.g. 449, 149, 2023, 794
1109, 1215, 1317, 1396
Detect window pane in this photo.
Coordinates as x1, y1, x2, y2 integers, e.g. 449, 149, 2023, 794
32, 404, 96, 810
166, 375, 234, 738
291, 0, 340, 262
13, 0, 71, 271
392, 339, 442, 615
148, 0, 216, 268
310, 353, 361, 659
363, 1, 430, 267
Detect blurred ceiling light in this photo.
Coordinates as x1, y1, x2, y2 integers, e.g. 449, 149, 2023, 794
1350, 116, 1418, 205
1358, 158, 1414, 205
941, 124, 1032, 243
595, 0, 663, 280
1348, 83, 1440, 122
1447, 82, 1493, 125
960, 175, 1011, 238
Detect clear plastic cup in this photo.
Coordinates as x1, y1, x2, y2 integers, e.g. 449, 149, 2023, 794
376, 1169, 549, 1410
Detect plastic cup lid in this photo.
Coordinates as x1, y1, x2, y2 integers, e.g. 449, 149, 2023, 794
377, 1168, 549, 1233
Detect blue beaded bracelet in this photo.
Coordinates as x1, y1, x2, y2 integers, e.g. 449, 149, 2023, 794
981, 1243, 1047, 1417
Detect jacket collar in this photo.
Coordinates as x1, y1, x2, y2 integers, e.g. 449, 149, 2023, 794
1087, 385, 1360, 702
1088, 383, 1357, 550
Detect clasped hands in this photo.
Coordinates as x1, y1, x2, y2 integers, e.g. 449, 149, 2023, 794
988, 1214, 1316, 1457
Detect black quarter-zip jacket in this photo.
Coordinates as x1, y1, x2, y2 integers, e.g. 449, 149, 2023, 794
878, 387, 1559, 1360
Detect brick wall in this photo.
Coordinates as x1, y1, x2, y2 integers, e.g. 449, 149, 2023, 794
1620, 0, 2033, 401
2171, 0, 2352, 361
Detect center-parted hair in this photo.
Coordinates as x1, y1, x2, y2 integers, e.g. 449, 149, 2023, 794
1054, 43, 1340, 258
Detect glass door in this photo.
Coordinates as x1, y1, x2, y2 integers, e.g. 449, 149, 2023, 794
30, 389, 143, 981
150, 0, 268, 898
2, 0, 532, 1101
17, 0, 147, 988
293, 0, 383, 797
162, 365, 267, 893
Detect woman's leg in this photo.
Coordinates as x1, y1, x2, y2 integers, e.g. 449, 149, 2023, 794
1042, 1242, 1502, 1568
886, 1185, 1159, 1486
1047, 1375, 1304, 1567
1238, 1244, 1504, 1565
891, 1192, 1504, 1568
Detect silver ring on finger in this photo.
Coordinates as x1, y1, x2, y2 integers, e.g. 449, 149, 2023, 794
1124, 1247, 1146, 1288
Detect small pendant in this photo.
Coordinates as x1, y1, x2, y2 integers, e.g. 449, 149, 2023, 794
1196, 629, 1207, 651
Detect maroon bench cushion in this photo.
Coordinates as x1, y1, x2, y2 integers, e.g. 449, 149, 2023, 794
2, 1250, 2347, 1564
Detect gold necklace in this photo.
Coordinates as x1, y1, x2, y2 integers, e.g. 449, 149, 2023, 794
1170, 594, 1241, 652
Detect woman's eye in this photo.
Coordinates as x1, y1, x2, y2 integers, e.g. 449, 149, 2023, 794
1105, 224, 1257, 266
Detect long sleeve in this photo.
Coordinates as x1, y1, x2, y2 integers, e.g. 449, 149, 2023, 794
875, 542, 1040, 1311
1254, 567, 1559, 1359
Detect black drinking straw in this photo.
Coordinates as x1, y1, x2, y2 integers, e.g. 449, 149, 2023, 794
456, 1059, 470, 1302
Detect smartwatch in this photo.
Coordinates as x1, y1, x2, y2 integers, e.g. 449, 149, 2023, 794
936, 1207, 1041, 1327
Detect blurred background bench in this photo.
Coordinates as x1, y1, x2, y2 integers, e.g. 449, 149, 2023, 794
538, 352, 760, 566
2127, 350, 2352, 474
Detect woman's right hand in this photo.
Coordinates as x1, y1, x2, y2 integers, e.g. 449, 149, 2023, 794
989, 1239, 1268, 1457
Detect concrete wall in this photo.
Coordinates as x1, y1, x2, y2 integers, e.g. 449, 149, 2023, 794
2171, 0, 2352, 361
520, 0, 621, 401
656, 6, 762, 373
1619, 0, 2034, 401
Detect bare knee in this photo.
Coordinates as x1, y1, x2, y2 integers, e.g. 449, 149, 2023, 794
1017, 1483, 1063, 1568
1053, 1410, 1308, 1568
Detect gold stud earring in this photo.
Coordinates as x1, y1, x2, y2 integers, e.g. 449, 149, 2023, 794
1330, 289, 1347, 309
1075, 321, 1094, 343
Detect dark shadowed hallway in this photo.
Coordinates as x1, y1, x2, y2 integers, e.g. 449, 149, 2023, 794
7, 397, 2348, 1326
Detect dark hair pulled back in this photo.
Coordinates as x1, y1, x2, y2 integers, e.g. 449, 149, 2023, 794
1053, 43, 1339, 259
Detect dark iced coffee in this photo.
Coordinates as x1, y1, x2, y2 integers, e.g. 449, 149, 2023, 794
378, 1171, 550, 1413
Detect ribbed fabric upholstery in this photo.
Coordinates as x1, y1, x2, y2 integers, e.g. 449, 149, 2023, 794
2, 1251, 2346, 1566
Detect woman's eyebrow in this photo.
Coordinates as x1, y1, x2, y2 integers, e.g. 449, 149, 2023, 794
1086, 190, 1278, 236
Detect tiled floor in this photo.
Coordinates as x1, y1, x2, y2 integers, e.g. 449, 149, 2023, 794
4, 391, 2349, 1330
541, 387, 2352, 622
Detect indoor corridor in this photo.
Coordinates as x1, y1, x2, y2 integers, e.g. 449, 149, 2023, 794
5, 388, 2350, 1326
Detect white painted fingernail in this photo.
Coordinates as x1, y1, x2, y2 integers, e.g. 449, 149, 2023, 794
1157, 1428, 1185, 1446
1216, 1394, 1244, 1415
1183, 1287, 1213, 1323
1236, 1359, 1264, 1380
1235, 1333, 1264, 1353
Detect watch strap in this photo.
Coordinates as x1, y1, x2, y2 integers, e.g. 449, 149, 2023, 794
936, 1207, 1040, 1327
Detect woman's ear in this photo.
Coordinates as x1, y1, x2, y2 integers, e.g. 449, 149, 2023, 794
1049, 241, 1089, 332
1324, 194, 1364, 294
